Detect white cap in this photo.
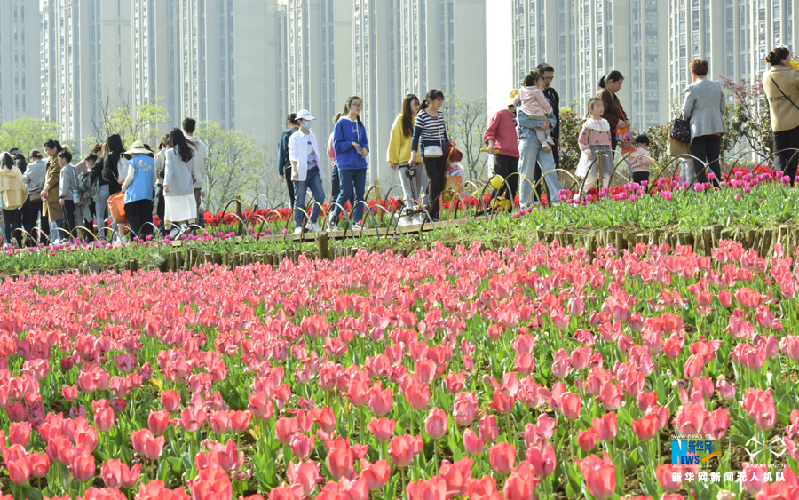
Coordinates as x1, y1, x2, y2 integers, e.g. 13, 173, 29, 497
296, 109, 315, 121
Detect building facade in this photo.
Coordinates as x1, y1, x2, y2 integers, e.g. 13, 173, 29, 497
40, 0, 132, 143
514, 0, 799, 130
512, 0, 669, 130
0, 0, 41, 124
666, 0, 798, 108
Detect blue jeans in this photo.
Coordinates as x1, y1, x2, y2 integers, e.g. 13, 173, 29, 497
518, 134, 563, 208
50, 218, 66, 243
334, 168, 367, 224
517, 111, 556, 141
293, 167, 325, 228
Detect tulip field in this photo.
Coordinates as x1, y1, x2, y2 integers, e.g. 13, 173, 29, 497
1, 227, 799, 500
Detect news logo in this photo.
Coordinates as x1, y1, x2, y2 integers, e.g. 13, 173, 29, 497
671, 439, 722, 466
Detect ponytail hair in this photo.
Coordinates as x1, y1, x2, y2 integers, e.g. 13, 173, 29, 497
598, 70, 624, 89
766, 46, 790, 66
344, 95, 363, 125
421, 89, 445, 111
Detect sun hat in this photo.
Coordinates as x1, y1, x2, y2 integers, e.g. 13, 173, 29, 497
296, 109, 315, 121
124, 140, 150, 156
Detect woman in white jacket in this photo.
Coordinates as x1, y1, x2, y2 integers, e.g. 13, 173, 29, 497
289, 109, 326, 234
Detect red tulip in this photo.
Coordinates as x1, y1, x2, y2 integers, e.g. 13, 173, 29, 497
101, 459, 142, 488
70, 448, 96, 482
578, 428, 598, 451
147, 409, 171, 436
407, 477, 447, 500
656, 464, 683, 492
488, 442, 516, 475
188, 466, 233, 500
631, 414, 659, 441
592, 412, 618, 441
286, 460, 321, 496
559, 392, 581, 419
463, 428, 486, 456
7, 456, 30, 485
389, 434, 422, 467
8, 422, 31, 447
94, 407, 115, 433
367, 417, 395, 442
578, 453, 616, 500
326, 437, 355, 480
478, 415, 499, 443
359, 459, 391, 491
29, 453, 49, 479
424, 408, 448, 440
161, 390, 180, 412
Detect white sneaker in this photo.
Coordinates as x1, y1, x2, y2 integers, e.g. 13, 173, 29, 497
293, 226, 303, 234
169, 227, 180, 239
310, 222, 323, 233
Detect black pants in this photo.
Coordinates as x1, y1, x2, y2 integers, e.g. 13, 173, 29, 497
422, 155, 448, 219
774, 124, 799, 186
22, 198, 48, 246
632, 171, 650, 185
155, 186, 165, 230
691, 135, 722, 187
63, 200, 77, 238
493, 154, 519, 204
331, 165, 341, 203
3, 208, 22, 246
285, 167, 296, 208
125, 199, 154, 239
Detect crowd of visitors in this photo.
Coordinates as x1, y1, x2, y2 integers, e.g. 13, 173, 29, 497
0, 118, 208, 247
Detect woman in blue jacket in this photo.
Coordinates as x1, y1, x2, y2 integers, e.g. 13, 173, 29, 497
332, 96, 369, 227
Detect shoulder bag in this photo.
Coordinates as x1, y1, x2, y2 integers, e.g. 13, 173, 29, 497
670, 114, 691, 143
771, 75, 799, 111
423, 113, 444, 158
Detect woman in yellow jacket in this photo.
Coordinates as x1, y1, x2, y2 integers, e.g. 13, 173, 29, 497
387, 94, 427, 213
0, 152, 28, 247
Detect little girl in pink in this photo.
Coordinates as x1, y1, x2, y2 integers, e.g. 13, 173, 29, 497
575, 98, 615, 190
513, 70, 556, 152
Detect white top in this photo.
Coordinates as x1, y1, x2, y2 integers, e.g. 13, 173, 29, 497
288, 129, 325, 182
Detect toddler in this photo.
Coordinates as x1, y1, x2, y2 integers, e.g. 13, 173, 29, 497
575, 98, 614, 191
513, 70, 556, 152
629, 134, 654, 186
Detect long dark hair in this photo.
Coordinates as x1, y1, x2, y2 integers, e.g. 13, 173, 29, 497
421, 89, 445, 111
343, 95, 363, 125
401, 94, 419, 138
170, 128, 194, 163
766, 46, 790, 66
43, 139, 62, 154
1, 153, 13, 169
598, 70, 624, 89
102, 134, 124, 181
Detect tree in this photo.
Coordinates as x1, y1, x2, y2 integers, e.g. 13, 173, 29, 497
196, 121, 265, 212
446, 92, 488, 180
720, 75, 772, 165
84, 93, 169, 152
0, 117, 61, 156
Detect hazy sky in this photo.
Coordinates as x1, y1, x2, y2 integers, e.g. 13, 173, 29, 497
486, 0, 512, 116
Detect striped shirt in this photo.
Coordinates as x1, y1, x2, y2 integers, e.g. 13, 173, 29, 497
411, 109, 449, 153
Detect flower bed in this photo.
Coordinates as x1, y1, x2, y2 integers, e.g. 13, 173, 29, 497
0, 239, 797, 500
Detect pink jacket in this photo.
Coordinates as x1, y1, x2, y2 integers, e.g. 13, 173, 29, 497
629, 147, 654, 173
327, 132, 336, 167
578, 119, 613, 150
483, 109, 519, 158
513, 86, 551, 117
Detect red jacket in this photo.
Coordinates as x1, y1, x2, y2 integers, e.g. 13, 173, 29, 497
484, 109, 519, 158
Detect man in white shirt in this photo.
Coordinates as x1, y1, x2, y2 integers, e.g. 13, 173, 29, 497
182, 117, 209, 226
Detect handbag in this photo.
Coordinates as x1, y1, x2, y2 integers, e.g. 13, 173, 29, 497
670, 114, 691, 143
668, 136, 692, 158
447, 142, 464, 162
423, 112, 445, 158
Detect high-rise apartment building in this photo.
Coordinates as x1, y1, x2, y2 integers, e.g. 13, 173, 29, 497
513, 0, 669, 130
0, 0, 42, 123
41, 0, 132, 143
666, 0, 798, 108
351, 0, 487, 185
